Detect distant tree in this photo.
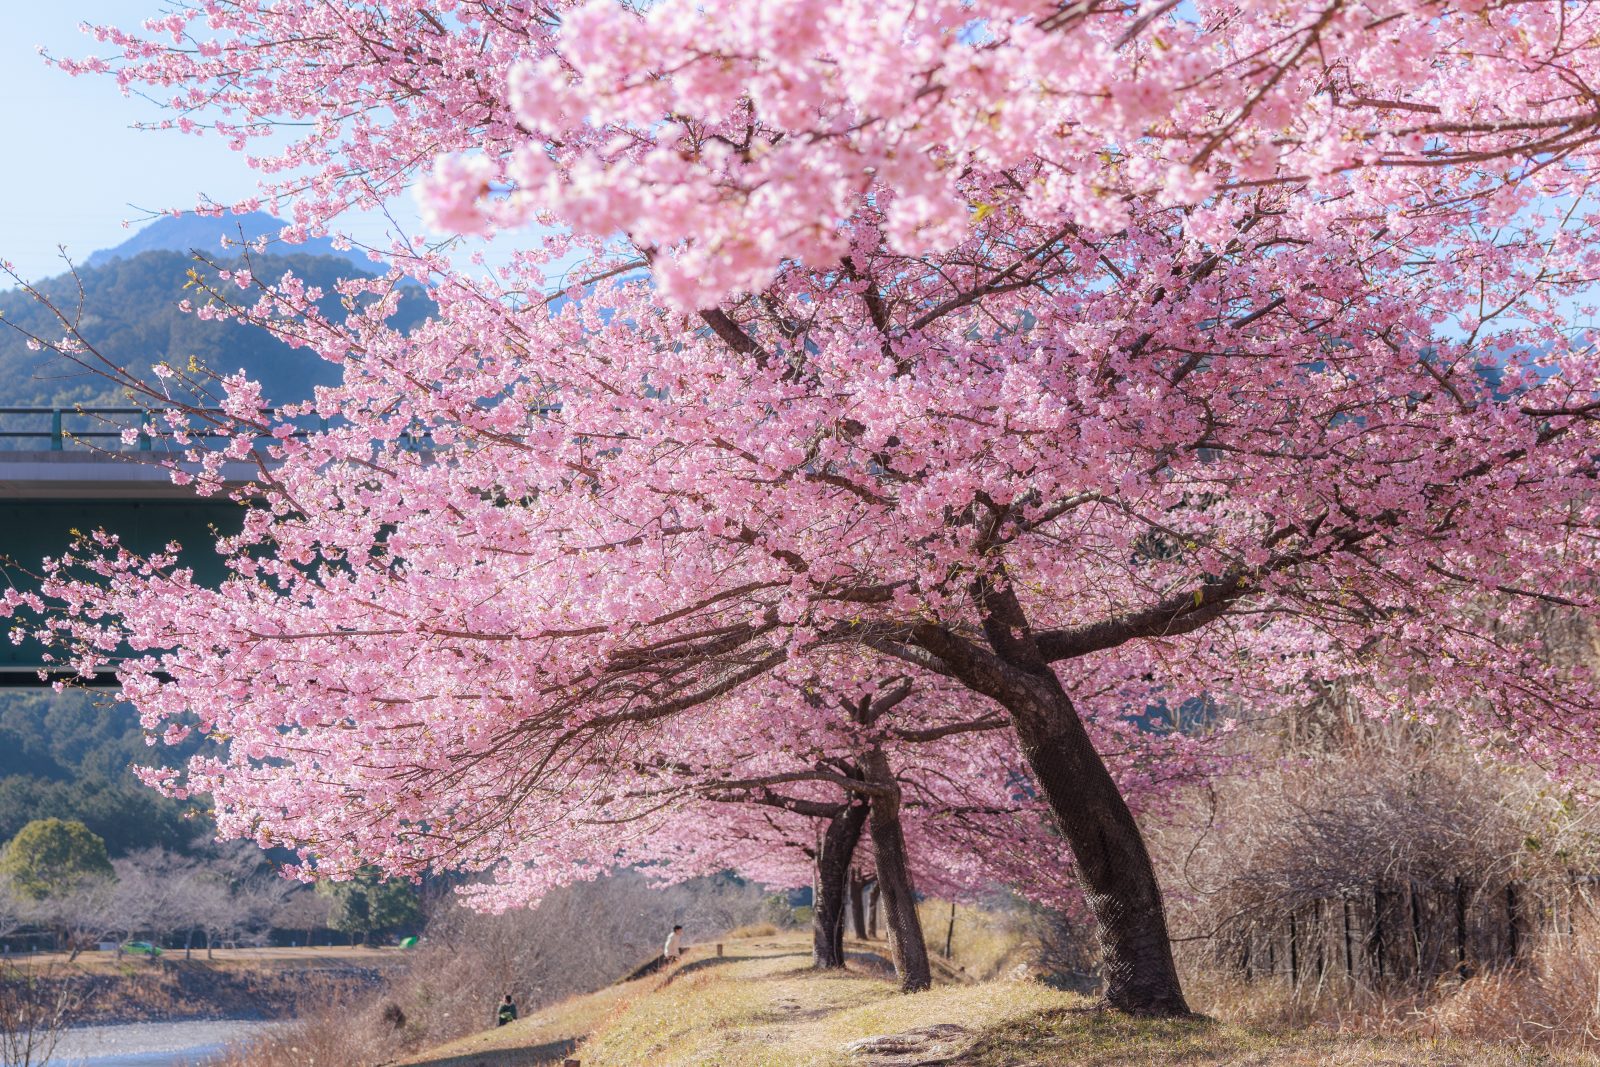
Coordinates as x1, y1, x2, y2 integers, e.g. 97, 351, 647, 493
0, 250, 427, 411
0, 820, 113, 902
0, 880, 21, 944
267, 885, 331, 950
318, 871, 422, 947
107, 850, 203, 956
28, 881, 117, 962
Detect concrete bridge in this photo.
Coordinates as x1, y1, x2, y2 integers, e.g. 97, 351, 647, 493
0, 408, 254, 686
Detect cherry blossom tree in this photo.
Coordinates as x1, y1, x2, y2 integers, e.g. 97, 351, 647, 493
12, 0, 1600, 1017
591, 669, 1215, 989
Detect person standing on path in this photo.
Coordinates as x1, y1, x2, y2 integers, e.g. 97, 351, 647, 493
663, 924, 684, 961
496, 993, 518, 1026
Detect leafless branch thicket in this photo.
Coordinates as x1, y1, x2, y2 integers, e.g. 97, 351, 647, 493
207, 870, 775, 1067
0, 966, 78, 1067
1151, 664, 1600, 1043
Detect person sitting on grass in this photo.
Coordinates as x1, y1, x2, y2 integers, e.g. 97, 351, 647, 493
496, 992, 518, 1027
664, 924, 684, 961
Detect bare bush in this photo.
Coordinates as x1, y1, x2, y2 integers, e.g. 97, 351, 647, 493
1148, 685, 1600, 1045
1163, 694, 1594, 954
0, 966, 78, 1067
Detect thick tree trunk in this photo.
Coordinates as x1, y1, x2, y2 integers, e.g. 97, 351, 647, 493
849, 874, 868, 940
813, 799, 868, 969
1006, 683, 1188, 1015
915, 590, 1189, 1016
864, 752, 932, 993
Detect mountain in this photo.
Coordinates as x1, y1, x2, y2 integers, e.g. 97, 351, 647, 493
84, 211, 379, 274
0, 246, 430, 412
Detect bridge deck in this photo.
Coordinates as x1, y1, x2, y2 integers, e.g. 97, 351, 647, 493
0, 449, 261, 500
0, 446, 252, 685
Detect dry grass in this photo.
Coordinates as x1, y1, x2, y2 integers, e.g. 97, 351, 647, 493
386, 933, 1600, 1067
915, 899, 1037, 981
726, 922, 780, 939
1184, 915, 1600, 1054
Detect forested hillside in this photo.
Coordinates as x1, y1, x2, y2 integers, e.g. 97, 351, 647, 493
0, 244, 427, 410
0, 691, 210, 857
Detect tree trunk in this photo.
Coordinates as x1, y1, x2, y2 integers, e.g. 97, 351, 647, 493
867, 883, 880, 940
1004, 679, 1189, 1015
849, 874, 868, 940
813, 800, 868, 969
863, 751, 932, 993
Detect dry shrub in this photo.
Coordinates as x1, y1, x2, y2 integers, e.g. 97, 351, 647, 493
1151, 682, 1600, 1051
1172, 911, 1600, 1052
727, 922, 778, 939
916, 898, 1040, 981
1424, 912, 1600, 1049
0, 966, 77, 1067
1160, 690, 1597, 967
206, 870, 771, 1067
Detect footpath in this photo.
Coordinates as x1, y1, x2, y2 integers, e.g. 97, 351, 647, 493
393, 934, 1599, 1067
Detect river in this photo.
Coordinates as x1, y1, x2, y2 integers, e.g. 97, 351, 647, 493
45, 1019, 281, 1067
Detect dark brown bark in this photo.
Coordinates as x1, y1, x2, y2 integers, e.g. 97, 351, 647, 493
912, 620, 1188, 1015
867, 883, 881, 940
813, 799, 869, 970
1000, 690, 1188, 1013
849, 874, 869, 940
863, 750, 932, 993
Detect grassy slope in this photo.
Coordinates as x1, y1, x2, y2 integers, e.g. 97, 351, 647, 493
396, 934, 1600, 1067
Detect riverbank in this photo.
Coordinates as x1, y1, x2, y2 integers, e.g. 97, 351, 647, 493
3, 950, 399, 1025
394, 934, 1600, 1067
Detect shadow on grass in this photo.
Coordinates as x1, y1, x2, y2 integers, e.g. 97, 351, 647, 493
959, 1006, 1241, 1067
665, 950, 804, 982
402, 1035, 578, 1067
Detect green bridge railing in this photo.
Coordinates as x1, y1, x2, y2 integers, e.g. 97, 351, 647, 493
0, 407, 438, 452
0, 406, 170, 451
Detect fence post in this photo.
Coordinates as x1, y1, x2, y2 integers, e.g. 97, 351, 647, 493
50, 409, 63, 450
1342, 896, 1354, 976
1287, 909, 1299, 987
1408, 881, 1424, 978
716, 943, 723, 958
1506, 881, 1520, 960
1372, 885, 1387, 981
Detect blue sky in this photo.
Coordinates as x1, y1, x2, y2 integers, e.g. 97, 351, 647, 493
1, 5, 254, 280
0, 4, 450, 284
